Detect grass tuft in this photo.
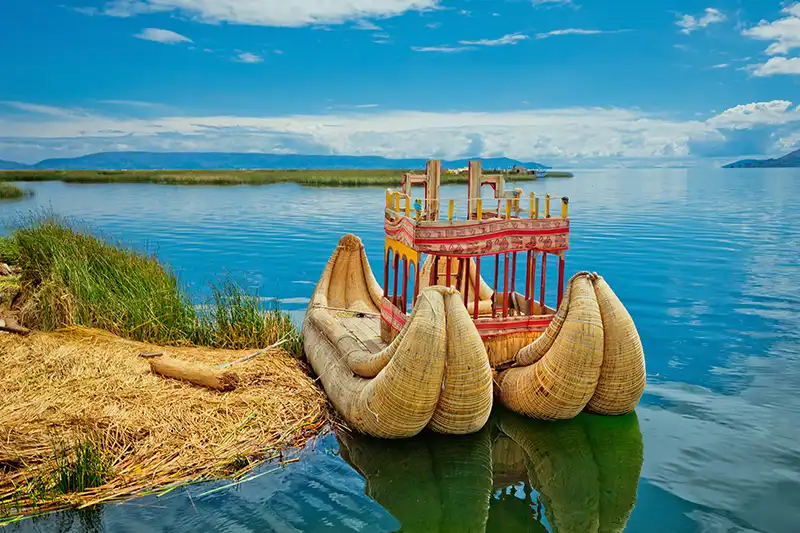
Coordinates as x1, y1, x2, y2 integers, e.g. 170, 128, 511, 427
0, 183, 31, 200
194, 277, 302, 356
5, 212, 300, 351
52, 441, 112, 495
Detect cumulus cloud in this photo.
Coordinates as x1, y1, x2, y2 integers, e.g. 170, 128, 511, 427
134, 28, 193, 44
707, 100, 800, 129
99, 0, 439, 27
234, 51, 263, 63
677, 8, 726, 34
742, 3, 800, 55
1, 100, 797, 164
750, 56, 800, 76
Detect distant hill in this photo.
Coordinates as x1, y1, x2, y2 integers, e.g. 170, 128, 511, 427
0, 159, 28, 170
724, 148, 800, 168
11, 152, 550, 171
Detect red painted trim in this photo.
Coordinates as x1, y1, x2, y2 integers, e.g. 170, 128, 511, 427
473, 256, 481, 320
557, 256, 565, 309
540, 253, 547, 309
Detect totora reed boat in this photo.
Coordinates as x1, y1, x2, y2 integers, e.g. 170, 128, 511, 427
303, 160, 646, 438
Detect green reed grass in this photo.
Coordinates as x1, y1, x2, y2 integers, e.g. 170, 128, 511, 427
51, 441, 112, 495
0, 183, 29, 200
0, 169, 571, 187
5, 213, 301, 352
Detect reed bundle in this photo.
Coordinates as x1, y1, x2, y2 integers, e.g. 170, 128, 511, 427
0, 327, 329, 519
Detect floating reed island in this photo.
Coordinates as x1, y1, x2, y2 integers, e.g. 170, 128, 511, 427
302, 160, 646, 438
0, 216, 328, 521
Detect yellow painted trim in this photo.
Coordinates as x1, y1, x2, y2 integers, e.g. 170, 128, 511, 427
385, 190, 392, 209
561, 198, 568, 219
448, 199, 454, 221
545, 194, 551, 218
534, 198, 540, 219
530, 192, 535, 219
477, 199, 483, 221
386, 237, 420, 267
505, 199, 511, 219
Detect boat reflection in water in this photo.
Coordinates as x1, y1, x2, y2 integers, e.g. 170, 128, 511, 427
337, 408, 643, 533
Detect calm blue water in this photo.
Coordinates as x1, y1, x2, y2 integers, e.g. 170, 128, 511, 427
2, 168, 799, 533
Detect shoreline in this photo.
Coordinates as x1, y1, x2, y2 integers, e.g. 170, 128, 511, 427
0, 169, 574, 187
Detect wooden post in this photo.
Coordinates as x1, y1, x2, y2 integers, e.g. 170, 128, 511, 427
492, 254, 499, 318
383, 249, 391, 300
448, 199, 454, 221
530, 253, 538, 314
545, 194, 551, 218
402, 258, 409, 313
540, 253, 547, 309
502, 253, 510, 318
461, 259, 469, 308
534, 198, 540, 219
561, 197, 569, 219
511, 252, 517, 293
530, 192, 535, 219
446, 257, 452, 288
505, 199, 511, 219
473, 257, 481, 319
468, 160, 482, 219
394, 191, 400, 212
524, 250, 532, 300
430, 256, 440, 285
405, 197, 410, 218
557, 255, 565, 308
477, 199, 483, 221
386, 190, 392, 209
392, 252, 400, 306
413, 259, 420, 306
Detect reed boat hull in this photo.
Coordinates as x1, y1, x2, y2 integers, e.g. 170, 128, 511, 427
302, 234, 493, 438
303, 234, 646, 435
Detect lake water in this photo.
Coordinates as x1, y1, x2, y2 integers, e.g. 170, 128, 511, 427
1, 168, 799, 533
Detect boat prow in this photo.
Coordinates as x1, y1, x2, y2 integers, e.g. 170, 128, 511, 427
303, 234, 493, 438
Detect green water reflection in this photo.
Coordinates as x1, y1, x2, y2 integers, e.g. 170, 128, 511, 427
338, 409, 643, 533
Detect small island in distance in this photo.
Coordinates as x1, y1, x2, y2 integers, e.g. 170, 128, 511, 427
724, 147, 800, 168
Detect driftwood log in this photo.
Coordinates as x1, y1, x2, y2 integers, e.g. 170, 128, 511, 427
144, 354, 239, 392
0, 317, 31, 336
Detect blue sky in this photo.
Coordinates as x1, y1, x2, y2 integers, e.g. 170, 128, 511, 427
1, 0, 799, 166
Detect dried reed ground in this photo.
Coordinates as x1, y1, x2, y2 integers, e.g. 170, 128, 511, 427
0, 327, 328, 518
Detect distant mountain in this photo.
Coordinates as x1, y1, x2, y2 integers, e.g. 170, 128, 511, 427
724, 148, 800, 168
17, 152, 549, 171
0, 159, 28, 170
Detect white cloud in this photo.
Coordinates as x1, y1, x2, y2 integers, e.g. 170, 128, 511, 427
750, 56, 800, 76
352, 19, 381, 31
411, 45, 472, 53
677, 8, 726, 34
234, 51, 263, 63
742, 3, 800, 55
458, 33, 528, 46
536, 28, 627, 39
531, 0, 577, 8
2, 100, 798, 165
711, 63, 729, 68
100, 0, 439, 27
134, 28, 192, 44
0, 101, 84, 118
425, 22, 441, 29
99, 100, 161, 107
707, 100, 800, 129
